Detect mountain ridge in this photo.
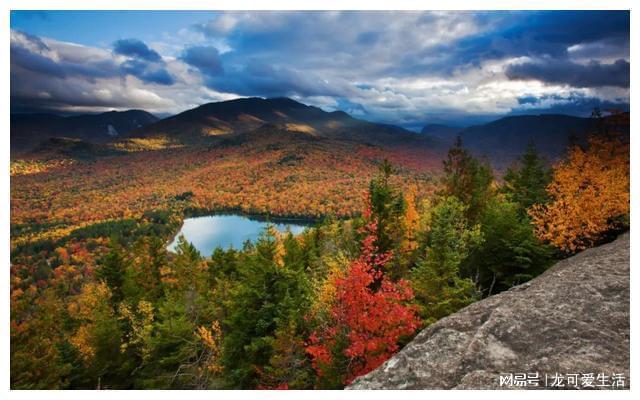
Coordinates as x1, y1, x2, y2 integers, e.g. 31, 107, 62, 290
131, 97, 430, 147
11, 109, 159, 154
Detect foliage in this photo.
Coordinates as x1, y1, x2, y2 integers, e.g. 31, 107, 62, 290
529, 134, 630, 253
441, 137, 493, 223
220, 227, 312, 388
410, 196, 481, 324
306, 197, 419, 387
474, 196, 553, 295
503, 143, 552, 214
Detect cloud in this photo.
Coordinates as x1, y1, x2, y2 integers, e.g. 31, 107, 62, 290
506, 59, 629, 88
119, 59, 175, 85
180, 45, 223, 76
194, 14, 239, 37
10, 30, 188, 113
111, 38, 175, 85
113, 38, 162, 62
10, 11, 630, 125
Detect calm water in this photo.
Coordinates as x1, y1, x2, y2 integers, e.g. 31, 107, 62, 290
168, 214, 310, 255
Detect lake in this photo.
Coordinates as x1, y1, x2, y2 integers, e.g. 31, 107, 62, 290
167, 214, 311, 256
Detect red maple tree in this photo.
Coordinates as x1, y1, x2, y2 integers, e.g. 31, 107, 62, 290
307, 194, 420, 385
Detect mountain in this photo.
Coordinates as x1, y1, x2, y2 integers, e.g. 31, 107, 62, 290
458, 114, 593, 163
11, 110, 159, 154
420, 123, 462, 144
132, 97, 430, 147
349, 232, 630, 389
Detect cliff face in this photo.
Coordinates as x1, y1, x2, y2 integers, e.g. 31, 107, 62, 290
348, 233, 630, 389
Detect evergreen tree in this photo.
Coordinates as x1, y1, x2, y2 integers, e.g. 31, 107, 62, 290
221, 226, 311, 388
410, 196, 482, 324
475, 196, 554, 296
502, 143, 552, 214
96, 238, 128, 303
368, 159, 406, 256
441, 137, 493, 223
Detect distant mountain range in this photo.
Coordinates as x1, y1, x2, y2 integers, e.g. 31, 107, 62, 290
131, 97, 427, 147
11, 97, 627, 167
11, 110, 158, 153
420, 113, 629, 166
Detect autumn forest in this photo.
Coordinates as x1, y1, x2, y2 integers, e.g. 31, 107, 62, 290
10, 101, 630, 389
8, 9, 632, 392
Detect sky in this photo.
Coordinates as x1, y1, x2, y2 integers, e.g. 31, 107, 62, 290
10, 10, 630, 129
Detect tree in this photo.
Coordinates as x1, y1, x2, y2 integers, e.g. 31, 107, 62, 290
368, 159, 406, 256
502, 143, 552, 214
67, 281, 123, 388
221, 226, 311, 388
138, 237, 217, 388
474, 196, 553, 296
306, 197, 419, 387
529, 133, 629, 253
11, 288, 71, 389
96, 239, 128, 303
441, 137, 493, 223
410, 196, 482, 324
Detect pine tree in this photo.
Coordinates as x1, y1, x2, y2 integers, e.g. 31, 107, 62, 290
410, 196, 481, 324
475, 196, 553, 296
503, 143, 552, 214
221, 226, 311, 388
441, 137, 493, 223
368, 159, 406, 256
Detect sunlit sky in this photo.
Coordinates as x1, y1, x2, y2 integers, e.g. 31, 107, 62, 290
10, 10, 630, 128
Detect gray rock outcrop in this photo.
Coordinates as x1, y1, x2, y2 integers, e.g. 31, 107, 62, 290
348, 233, 630, 389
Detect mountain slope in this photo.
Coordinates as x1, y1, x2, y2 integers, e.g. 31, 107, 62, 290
349, 232, 630, 389
459, 114, 592, 161
132, 97, 430, 147
420, 123, 461, 144
11, 110, 159, 153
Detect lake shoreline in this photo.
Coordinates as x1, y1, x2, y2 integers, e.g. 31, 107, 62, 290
167, 212, 316, 256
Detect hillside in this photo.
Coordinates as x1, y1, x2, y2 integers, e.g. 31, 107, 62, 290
349, 232, 630, 390
457, 114, 593, 164
10, 110, 159, 154
420, 123, 461, 144
132, 97, 431, 147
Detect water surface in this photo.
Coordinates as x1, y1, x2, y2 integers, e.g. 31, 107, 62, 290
168, 214, 310, 256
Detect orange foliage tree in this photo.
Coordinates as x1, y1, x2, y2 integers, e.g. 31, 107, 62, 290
529, 133, 629, 253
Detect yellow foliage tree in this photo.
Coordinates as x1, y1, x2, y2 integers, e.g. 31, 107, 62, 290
529, 133, 629, 253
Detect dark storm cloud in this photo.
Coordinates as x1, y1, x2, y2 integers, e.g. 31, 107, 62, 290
11, 30, 119, 81
180, 45, 224, 77
204, 62, 353, 99
113, 38, 162, 62
119, 59, 175, 85
506, 59, 630, 88
510, 94, 629, 116
10, 30, 176, 114
112, 38, 175, 85
459, 11, 629, 61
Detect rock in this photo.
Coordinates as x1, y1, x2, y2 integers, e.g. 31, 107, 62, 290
348, 233, 630, 389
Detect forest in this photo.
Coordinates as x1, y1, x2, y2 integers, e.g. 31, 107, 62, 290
9, 112, 629, 389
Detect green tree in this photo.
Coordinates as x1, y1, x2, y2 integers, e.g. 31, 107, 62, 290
221, 227, 311, 388
96, 238, 128, 303
368, 159, 406, 256
138, 237, 215, 388
441, 137, 493, 223
502, 143, 552, 214
475, 196, 554, 296
410, 196, 482, 324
